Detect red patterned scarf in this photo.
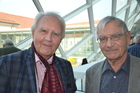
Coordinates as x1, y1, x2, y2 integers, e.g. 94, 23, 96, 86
32, 43, 65, 93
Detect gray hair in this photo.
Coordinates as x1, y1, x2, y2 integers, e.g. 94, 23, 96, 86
31, 11, 66, 38
2, 39, 14, 46
134, 34, 140, 43
96, 16, 128, 33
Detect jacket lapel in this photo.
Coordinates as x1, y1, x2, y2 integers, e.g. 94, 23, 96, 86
91, 61, 104, 93
54, 56, 67, 86
25, 47, 37, 93
128, 55, 140, 93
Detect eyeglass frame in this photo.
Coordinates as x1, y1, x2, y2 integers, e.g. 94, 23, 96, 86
97, 31, 127, 43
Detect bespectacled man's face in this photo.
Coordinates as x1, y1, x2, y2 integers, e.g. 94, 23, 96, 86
97, 20, 130, 61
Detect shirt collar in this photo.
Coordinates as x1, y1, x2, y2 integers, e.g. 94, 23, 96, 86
35, 53, 54, 64
102, 54, 130, 74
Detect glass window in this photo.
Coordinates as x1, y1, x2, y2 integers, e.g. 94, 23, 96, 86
93, 0, 112, 20
116, 0, 127, 12
129, 1, 137, 17
117, 10, 126, 21
71, 39, 93, 58
40, 0, 86, 16
60, 10, 90, 52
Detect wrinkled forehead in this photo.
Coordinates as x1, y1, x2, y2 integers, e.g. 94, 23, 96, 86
98, 20, 119, 31
97, 20, 124, 32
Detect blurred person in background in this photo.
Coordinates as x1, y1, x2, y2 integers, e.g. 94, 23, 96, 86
128, 34, 140, 58
0, 39, 21, 57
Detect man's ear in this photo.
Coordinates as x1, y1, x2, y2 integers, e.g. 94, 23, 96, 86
127, 31, 131, 46
32, 30, 35, 39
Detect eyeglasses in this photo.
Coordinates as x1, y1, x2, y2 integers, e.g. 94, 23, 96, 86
97, 32, 127, 43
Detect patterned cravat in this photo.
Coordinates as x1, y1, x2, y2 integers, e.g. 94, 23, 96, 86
41, 64, 63, 93
31, 43, 64, 93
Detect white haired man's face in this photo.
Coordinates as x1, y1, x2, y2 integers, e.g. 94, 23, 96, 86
32, 15, 63, 59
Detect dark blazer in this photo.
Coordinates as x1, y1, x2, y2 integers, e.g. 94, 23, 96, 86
0, 47, 77, 93
128, 43, 140, 58
86, 54, 140, 93
0, 45, 21, 57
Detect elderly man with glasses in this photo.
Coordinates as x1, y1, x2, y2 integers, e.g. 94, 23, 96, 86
86, 16, 140, 93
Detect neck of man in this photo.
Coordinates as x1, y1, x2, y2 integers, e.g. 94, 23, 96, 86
108, 53, 127, 72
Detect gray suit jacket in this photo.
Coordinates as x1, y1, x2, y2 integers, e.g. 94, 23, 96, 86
0, 47, 77, 93
86, 54, 140, 93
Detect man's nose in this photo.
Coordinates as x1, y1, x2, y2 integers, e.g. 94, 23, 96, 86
45, 33, 52, 41
106, 37, 114, 47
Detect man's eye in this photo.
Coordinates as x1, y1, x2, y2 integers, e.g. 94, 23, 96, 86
53, 32, 60, 36
42, 30, 46, 32
112, 34, 119, 38
112, 33, 121, 38
100, 37, 106, 40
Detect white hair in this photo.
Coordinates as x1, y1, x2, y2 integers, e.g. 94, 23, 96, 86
2, 39, 14, 46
